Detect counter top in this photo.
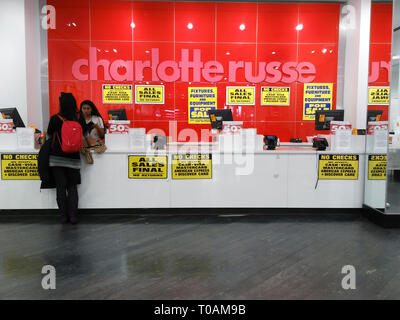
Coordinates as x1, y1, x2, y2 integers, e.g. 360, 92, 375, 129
0, 146, 371, 155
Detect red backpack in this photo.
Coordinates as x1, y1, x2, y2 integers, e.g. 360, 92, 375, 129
54, 115, 83, 153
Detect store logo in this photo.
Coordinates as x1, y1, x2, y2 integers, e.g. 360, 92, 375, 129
341, 265, 356, 290
41, 265, 56, 290
41, 5, 56, 30
72, 47, 317, 83
369, 61, 391, 83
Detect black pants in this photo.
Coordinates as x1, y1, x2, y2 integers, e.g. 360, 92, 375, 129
51, 167, 79, 219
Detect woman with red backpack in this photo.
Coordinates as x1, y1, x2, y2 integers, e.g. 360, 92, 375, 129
47, 92, 83, 224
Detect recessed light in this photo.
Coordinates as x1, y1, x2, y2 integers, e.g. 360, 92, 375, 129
295, 24, 303, 31
239, 24, 245, 31
187, 23, 193, 29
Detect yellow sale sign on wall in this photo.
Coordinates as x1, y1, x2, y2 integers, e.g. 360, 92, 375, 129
368, 155, 387, 180
303, 83, 333, 120
188, 87, 217, 124
226, 87, 255, 105
128, 155, 167, 179
318, 154, 359, 180
1, 154, 40, 180
368, 87, 390, 105
261, 87, 290, 106
135, 85, 164, 104
102, 84, 132, 104
172, 154, 212, 179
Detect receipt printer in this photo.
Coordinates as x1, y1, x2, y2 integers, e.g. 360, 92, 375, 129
152, 135, 167, 150
312, 137, 328, 151
264, 135, 278, 150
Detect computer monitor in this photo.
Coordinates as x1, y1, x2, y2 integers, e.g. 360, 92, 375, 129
107, 109, 127, 121
208, 109, 233, 130
367, 110, 383, 122
315, 110, 344, 131
0, 107, 25, 128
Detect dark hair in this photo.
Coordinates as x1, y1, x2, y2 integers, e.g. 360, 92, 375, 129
79, 100, 106, 136
59, 92, 78, 120
79, 100, 103, 118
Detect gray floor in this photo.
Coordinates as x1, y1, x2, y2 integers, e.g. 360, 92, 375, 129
386, 170, 400, 213
0, 213, 400, 300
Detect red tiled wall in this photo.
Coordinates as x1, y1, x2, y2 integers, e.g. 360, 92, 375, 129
47, 1, 342, 141
368, 3, 393, 121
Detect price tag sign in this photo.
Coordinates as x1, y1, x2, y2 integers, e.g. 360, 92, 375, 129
330, 121, 352, 135
222, 122, 243, 134
0, 120, 13, 133
108, 120, 130, 134
367, 121, 388, 135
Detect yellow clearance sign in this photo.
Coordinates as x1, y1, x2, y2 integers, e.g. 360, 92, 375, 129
1, 154, 40, 180
226, 87, 255, 105
303, 83, 333, 120
368, 155, 387, 180
135, 85, 164, 104
172, 154, 212, 179
128, 155, 167, 179
368, 87, 390, 105
188, 87, 217, 124
261, 87, 290, 106
103, 84, 132, 104
318, 154, 359, 180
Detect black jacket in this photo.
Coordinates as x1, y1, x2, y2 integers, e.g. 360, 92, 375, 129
37, 138, 56, 189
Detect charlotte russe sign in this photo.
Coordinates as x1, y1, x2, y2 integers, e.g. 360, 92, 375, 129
72, 47, 317, 83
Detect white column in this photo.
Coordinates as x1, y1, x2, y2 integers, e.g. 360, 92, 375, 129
0, 0, 28, 125
341, 0, 372, 129
25, 0, 44, 131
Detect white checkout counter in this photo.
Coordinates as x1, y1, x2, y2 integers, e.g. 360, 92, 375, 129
0, 130, 376, 210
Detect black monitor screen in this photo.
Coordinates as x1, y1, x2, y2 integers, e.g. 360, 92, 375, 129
208, 109, 233, 129
315, 110, 344, 131
0, 107, 25, 128
108, 109, 127, 121
367, 110, 383, 122
208, 109, 233, 130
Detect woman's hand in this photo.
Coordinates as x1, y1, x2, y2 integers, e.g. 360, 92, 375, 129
93, 123, 105, 138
